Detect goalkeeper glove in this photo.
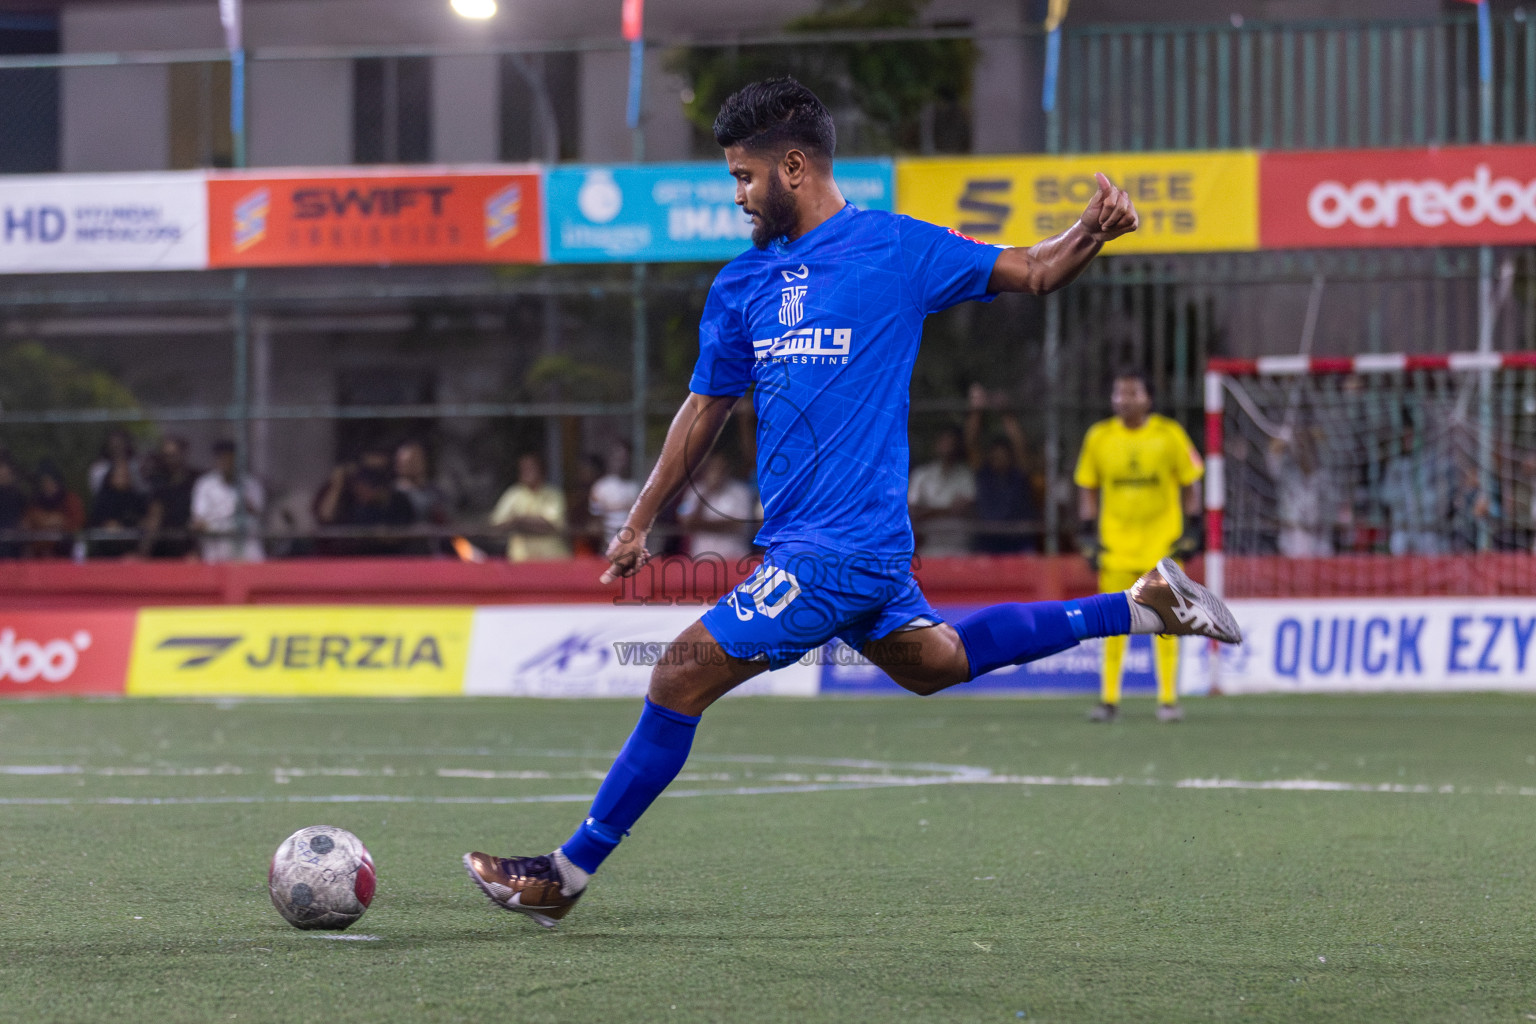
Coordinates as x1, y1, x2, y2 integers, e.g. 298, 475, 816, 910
1078, 520, 1102, 572
1174, 514, 1204, 561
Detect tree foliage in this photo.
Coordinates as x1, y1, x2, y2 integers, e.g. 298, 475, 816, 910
0, 342, 145, 491
669, 0, 974, 156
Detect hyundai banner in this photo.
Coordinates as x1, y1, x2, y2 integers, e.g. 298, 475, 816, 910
1187, 599, 1536, 694
544, 160, 893, 263
0, 173, 207, 273
1260, 146, 1536, 248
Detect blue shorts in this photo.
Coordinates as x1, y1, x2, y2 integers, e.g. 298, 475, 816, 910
698, 547, 941, 670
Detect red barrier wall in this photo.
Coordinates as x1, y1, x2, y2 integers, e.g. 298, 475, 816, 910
0, 555, 1107, 609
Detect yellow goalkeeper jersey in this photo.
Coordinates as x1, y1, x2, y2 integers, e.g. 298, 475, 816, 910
1073, 414, 1204, 572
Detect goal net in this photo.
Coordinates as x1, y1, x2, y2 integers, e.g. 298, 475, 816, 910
1205, 353, 1536, 600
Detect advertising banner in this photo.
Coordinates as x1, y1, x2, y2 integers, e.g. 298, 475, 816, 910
0, 173, 207, 273
1187, 598, 1536, 694
0, 610, 136, 696
896, 151, 1259, 254
127, 606, 473, 697
206, 168, 542, 267
819, 603, 1192, 695
544, 159, 893, 263
1260, 146, 1536, 249
465, 606, 819, 697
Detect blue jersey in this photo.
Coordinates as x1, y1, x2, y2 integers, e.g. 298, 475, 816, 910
689, 204, 1004, 557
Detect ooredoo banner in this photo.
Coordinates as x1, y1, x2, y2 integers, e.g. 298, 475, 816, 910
1260, 146, 1536, 248
206, 167, 542, 267
1186, 598, 1536, 693
0, 173, 207, 273
0, 610, 136, 696
127, 606, 474, 697
544, 160, 893, 263
896, 151, 1259, 254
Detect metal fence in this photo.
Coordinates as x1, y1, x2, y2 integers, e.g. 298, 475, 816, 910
0, 13, 1533, 561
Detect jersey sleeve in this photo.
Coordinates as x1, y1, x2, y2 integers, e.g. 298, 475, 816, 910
688, 278, 754, 397
896, 216, 1005, 315
1072, 427, 1101, 488
1167, 420, 1205, 486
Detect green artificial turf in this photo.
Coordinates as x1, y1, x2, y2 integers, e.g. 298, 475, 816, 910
2, 694, 1535, 1023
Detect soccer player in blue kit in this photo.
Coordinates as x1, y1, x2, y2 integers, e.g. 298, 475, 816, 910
466, 78, 1242, 927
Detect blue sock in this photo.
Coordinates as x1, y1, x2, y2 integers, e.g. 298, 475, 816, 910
954, 595, 1129, 681
1061, 592, 1132, 642
560, 698, 701, 874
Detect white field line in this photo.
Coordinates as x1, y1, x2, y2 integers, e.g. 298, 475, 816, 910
1, 763, 1534, 804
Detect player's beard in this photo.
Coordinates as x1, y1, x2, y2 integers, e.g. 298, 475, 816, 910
749, 170, 798, 249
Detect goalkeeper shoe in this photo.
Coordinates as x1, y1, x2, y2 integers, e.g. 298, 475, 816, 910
1087, 701, 1119, 723
463, 851, 584, 928
1156, 703, 1185, 723
1130, 558, 1243, 644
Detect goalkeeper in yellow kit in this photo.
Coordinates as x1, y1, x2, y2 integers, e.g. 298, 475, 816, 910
1074, 371, 1204, 722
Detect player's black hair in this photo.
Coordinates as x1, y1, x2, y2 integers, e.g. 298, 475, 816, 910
213, 439, 236, 455
712, 77, 836, 161
1112, 368, 1153, 400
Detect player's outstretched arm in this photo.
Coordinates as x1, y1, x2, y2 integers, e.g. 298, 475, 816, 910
600, 391, 739, 583
988, 172, 1138, 295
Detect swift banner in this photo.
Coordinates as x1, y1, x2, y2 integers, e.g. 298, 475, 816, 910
896, 151, 1259, 253
127, 606, 473, 697
544, 160, 893, 262
206, 168, 542, 267
1185, 599, 1536, 694
0, 610, 136, 696
0, 173, 207, 273
1261, 146, 1536, 248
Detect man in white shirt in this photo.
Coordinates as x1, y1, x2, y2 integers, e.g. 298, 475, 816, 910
908, 426, 975, 556
677, 453, 758, 563
191, 440, 265, 563
589, 441, 641, 540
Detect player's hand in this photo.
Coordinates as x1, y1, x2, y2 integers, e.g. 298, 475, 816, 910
1174, 515, 1204, 561
1078, 522, 1101, 573
1079, 173, 1139, 243
600, 525, 651, 584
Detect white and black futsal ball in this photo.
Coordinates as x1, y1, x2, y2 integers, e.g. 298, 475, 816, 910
268, 825, 376, 930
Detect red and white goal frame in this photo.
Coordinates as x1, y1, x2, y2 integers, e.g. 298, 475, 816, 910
1203, 350, 1536, 603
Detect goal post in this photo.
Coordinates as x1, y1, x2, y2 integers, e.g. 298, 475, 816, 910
1204, 351, 1536, 603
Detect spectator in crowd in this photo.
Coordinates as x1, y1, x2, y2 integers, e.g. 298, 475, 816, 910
568, 454, 607, 556
192, 440, 265, 563
87, 455, 148, 558
1450, 458, 1500, 552
908, 425, 974, 556
490, 452, 569, 562
1377, 419, 1454, 556
22, 460, 84, 559
678, 453, 758, 563
589, 441, 640, 545
87, 428, 142, 496
141, 436, 198, 559
314, 448, 417, 557
965, 384, 1039, 554
1266, 428, 1340, 558
395, 439, 450, 555
0, 452, 25, 559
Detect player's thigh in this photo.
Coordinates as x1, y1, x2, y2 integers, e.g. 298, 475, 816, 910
862, 623, 970, 697
649, 618, 769, 717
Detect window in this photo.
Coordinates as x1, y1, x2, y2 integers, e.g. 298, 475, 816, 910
169, 61, 233, 169
353, 57, 432, 164
499, 52, 579, 162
